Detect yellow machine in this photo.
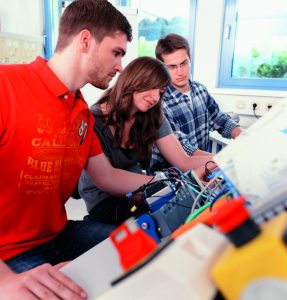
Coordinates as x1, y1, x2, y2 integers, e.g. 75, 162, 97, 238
211, 198, 287, 300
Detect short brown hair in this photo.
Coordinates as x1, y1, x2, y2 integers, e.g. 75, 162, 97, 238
55, 0, 132, 52
155, 33, 190, 61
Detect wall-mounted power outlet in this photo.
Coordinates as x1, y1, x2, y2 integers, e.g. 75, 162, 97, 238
234, 98, 280, 117
212, 93, 283, 122
235, 99, 263, 116
251, 102, 259, 111
266, 104, 273, 111
251, 102, 261, 118
236, 99, 246, 110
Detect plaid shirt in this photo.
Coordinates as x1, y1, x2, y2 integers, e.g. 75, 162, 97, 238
150, 80, 239, 171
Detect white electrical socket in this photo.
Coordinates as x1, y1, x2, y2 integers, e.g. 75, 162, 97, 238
251, 102, 261, 116
234, 98, 280, 117
236, 99, 246, 110
266, 104, 273, 112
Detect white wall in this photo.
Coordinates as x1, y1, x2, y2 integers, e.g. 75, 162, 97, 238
193, 0, 224, 92
0, 0, 43, 36
192, 0, 287, 127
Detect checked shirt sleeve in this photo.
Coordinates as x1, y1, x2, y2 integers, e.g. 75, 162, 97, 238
163, 97, 199, 156
205, 90, 239, 139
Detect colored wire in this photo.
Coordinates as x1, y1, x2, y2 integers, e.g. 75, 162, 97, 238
185, 202, 211, 224
190, 172, 221, 215
209, 191, 232, 211
204, 160, 217, 180
164, 166, 210, 197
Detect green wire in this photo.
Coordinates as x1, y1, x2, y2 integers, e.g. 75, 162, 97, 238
184, 202, 211, 224
184, 193, 229, 224
187, 183, 208, 198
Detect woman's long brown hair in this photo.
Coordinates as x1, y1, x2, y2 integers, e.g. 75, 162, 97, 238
91, 56, 171, 160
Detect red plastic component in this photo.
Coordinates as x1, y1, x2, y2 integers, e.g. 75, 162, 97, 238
213, 196, 249, 233
110, 219, 157, 271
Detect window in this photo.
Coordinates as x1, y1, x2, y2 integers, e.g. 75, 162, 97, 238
136, 0, 197, 58
219, 0, 287, 90
112, 0, 197, 75
46, 0, 197, 75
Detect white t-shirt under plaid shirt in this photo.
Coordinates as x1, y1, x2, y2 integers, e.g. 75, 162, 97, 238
149, 80, 239, 172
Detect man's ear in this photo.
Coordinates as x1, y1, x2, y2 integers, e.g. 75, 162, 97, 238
79, 29, 92, 52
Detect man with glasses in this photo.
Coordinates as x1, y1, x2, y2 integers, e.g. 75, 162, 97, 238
150, 33, 242, 172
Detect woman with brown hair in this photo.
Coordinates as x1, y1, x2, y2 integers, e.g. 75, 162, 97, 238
79, 56, 213, 225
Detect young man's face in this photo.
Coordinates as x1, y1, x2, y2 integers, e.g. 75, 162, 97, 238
161, 49, 191, 93
87, 31, 127, 90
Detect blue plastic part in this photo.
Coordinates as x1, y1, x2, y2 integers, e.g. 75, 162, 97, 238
136, 214, 160, 243
149, 192, 174, 212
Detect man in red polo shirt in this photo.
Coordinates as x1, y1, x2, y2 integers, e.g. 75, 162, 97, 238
0, 0, 154, 299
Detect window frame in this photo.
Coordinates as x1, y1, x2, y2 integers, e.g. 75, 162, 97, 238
44, 0, 62, 59
218, 0, 287, 91
189, 0, 198, 78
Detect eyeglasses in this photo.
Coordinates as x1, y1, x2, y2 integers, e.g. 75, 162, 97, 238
166, 59, 190, 72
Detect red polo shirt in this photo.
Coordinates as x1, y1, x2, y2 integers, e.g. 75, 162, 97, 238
0, 57, 102, 260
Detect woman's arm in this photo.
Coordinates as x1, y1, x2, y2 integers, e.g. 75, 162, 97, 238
155, 134, 215, 173
85, 153, 154, 195
192, 149, 213, 156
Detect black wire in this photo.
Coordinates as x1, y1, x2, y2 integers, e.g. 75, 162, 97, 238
253, 106, 260, 119
150, 199, 194, 209
205, 160, 217, 177
127, 176, 156, 197
146, 175, 155, 185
